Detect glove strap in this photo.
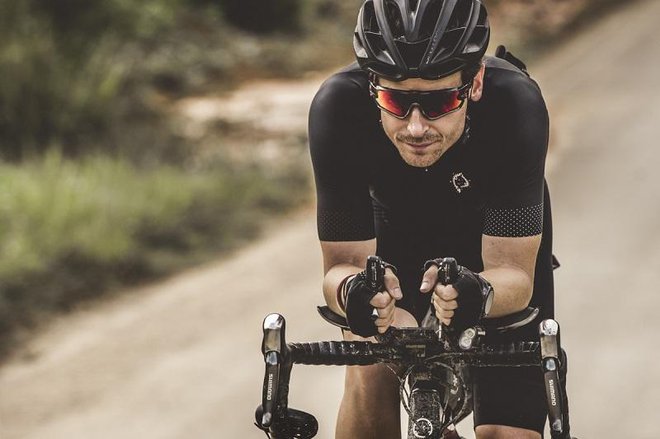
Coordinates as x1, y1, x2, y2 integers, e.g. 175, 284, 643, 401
345, 272, 379, 337
452, 270, 494, 331
336, 274, 356, 313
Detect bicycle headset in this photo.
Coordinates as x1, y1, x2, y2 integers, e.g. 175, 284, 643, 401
353, 0, 490, 81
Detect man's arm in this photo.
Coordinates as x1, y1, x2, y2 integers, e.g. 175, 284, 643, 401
321, 239, 375, 316
479, 233, 541, 317
421, 233, 541, 325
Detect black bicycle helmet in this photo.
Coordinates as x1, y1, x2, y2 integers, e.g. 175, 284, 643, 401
354, 0, 490, 81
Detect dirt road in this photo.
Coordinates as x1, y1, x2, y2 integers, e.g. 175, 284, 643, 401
2, 1, 660, 437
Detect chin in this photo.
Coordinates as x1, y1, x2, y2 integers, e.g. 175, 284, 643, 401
398, 147, 444, 168
401, 155, 437, 168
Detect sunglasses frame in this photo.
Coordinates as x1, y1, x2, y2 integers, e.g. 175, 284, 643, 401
369, 80, 473, 120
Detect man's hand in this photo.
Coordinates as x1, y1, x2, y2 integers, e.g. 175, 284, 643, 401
420, 268, 458, 326
369, 266, 403, 334
345, 265, 402, 337
420, 259, 494, 332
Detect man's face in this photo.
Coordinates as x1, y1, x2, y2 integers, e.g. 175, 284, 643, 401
378, 67, 484, 168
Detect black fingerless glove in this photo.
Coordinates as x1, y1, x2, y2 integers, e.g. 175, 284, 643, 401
451, 267, 494, 333
344, 272, 379, 337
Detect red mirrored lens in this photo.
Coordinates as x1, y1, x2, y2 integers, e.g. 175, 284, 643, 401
373, 86, 466, 120
375, 89, 408, 117
420, 90, 462, 118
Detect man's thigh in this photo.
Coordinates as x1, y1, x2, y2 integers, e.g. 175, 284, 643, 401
472, 365, 548, 436
475, 424, 541, 439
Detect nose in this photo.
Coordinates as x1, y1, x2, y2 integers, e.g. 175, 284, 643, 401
406, 106, 429, 138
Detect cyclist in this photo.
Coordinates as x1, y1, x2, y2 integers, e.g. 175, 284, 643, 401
309, 0, 568, 438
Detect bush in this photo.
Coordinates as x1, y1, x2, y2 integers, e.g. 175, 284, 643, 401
0, 0, 181, 161
0, 151, 309, 355
221, 0, 303, 34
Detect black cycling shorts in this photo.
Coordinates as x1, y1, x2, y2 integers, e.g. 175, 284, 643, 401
472, 328, 569, 435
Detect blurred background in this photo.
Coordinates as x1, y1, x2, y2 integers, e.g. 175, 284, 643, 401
1, 0, 659, 438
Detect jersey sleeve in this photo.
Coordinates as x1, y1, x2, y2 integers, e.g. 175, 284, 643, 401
308, 74, 375, 242
483, 75, 549, 238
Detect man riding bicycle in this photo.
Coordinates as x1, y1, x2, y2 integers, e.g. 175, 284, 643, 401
308, 0, 569, 438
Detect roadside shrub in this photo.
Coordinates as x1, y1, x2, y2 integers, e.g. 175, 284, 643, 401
220, 0, 303, 34
0, 0, 179, 161
0, 151, 309, 355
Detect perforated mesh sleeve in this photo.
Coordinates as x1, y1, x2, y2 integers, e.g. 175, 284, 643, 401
483, 204, 543, 237
317, 210, 375, 242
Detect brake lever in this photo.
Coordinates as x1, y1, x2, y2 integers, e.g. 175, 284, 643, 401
366, 255, 385, 320
260, 313, 286, 428
438, 257, 460, 286
539, 319, 570, 439
539, 319, 571, 438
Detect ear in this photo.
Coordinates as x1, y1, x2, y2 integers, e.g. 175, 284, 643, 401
469, 63, 486, 102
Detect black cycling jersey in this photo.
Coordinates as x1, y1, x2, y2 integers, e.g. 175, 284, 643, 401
309, 56, 556, 328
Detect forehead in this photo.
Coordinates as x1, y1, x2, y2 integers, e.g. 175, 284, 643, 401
378, 72, 463, 91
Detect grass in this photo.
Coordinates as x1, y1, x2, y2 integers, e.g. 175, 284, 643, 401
0, 151, 309, 355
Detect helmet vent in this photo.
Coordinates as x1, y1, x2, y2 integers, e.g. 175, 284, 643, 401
419, 0, 443, 40
385, 0, 406, 38
363, 2, 379, 32
447, 1, 473, 31
434, 28, 462, 58
366, 31, 389, 55
465, 26, 488, 54
396, 39, 429, 69
477, 2, 487, 23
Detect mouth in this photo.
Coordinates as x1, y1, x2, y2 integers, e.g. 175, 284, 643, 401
404, 141, 435, 150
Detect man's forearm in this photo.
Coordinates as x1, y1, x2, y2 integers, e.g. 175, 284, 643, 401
480, 266, 534, 318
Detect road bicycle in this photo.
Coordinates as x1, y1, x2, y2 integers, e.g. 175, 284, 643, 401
254, 257, 575, 439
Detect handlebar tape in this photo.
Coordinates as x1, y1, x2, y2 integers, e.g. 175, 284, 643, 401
288, 341, 541, 367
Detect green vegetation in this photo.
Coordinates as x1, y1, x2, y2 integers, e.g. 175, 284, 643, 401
0, 151, 308, 354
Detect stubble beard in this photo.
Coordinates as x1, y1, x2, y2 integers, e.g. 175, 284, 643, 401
394, 118, 466, 168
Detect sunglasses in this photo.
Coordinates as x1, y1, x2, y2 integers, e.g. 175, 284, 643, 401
369, 81, 472, 120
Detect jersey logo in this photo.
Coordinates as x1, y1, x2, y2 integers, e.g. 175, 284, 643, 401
451, 172, 471, 194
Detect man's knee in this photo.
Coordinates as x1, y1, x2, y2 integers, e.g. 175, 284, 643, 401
475, 424, 541, 439
343, 363, 400, 403
341, 329, 399, 399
